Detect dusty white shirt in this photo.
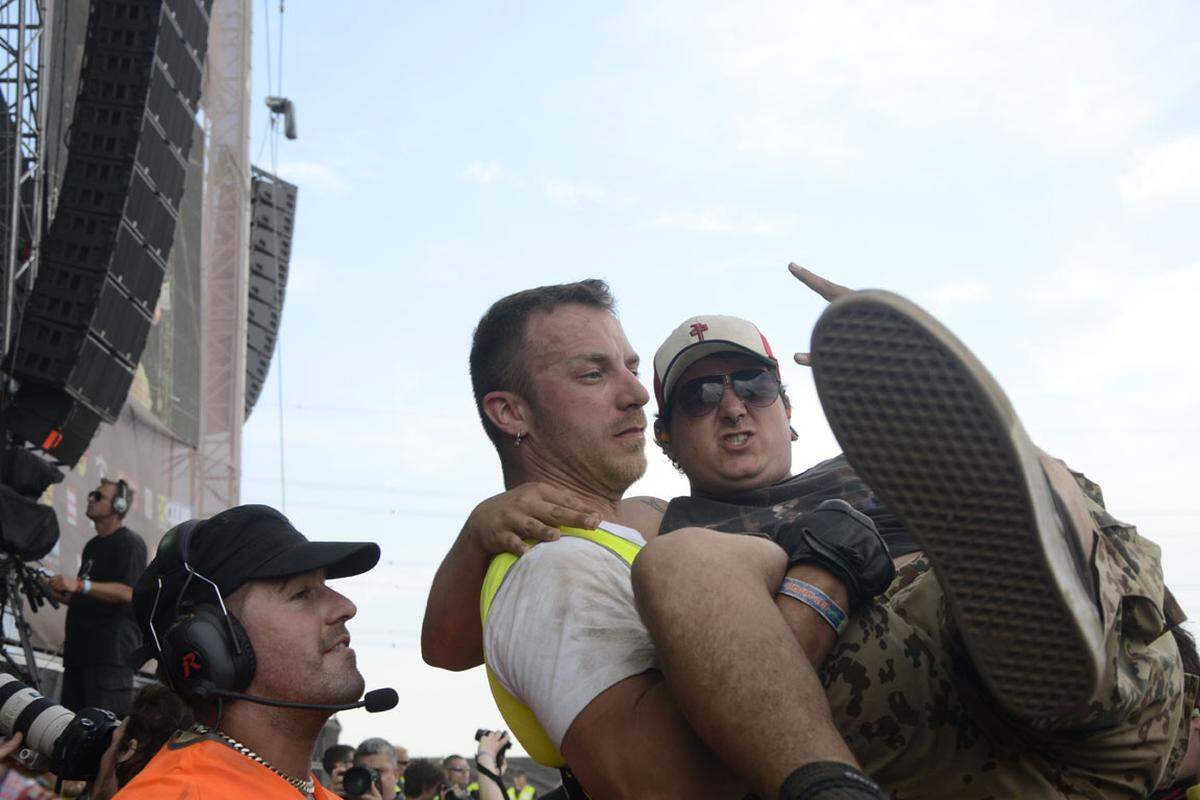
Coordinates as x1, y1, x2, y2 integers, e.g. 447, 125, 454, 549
483, 521, 658, 748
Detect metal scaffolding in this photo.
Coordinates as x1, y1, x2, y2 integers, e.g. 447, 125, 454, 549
0, 0, 45, 359
193, 0, 250, 514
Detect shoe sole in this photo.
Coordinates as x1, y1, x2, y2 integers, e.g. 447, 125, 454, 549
810, 290, 1102, 720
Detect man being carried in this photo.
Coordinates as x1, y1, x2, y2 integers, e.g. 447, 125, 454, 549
424, 273, 1187, 798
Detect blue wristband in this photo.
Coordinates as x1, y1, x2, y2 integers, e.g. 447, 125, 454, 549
777, 577, 848, 635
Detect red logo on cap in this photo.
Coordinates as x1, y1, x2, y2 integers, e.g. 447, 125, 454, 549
689, 322, 709, 341
181, 652, 201, 678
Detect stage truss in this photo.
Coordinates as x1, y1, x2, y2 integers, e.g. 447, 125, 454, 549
0, 0, 45, 360
194, 0, 250, 514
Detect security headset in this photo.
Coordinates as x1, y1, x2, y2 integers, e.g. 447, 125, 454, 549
111, 480, 130, 516
148, 520, 257, 700
146, 521, 398, 714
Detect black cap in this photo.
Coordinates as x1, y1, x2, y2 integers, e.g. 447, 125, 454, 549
132, 504, 380, 662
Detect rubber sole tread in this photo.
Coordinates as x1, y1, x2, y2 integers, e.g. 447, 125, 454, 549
811, 293, 1093, 720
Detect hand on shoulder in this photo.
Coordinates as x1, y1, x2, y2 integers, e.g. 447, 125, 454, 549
466, 484, 602, 557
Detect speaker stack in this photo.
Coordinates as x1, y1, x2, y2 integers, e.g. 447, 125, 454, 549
6, 0, 213, 466
244, 167, 297, 419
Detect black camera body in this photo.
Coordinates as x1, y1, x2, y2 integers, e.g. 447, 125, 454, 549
0, 674, 118, 780
342, 765, 381, 798
474, 728, 512, 770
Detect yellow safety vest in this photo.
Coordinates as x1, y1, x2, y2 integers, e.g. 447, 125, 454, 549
479, 526, 642, 766
507, 786, 536, 800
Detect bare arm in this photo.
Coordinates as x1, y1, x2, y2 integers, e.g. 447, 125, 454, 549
421, 485, 601, 671
47, 575, 132, 605
473, 730, 511, 800
774, 563, 849, 664
78, 581, 133, 604
421, 525, 495, 671
561, 672, 747, 799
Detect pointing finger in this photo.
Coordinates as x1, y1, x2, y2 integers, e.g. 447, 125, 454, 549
788, 262, 852, 302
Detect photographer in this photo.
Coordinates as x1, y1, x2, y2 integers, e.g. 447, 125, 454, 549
86, 683, 195, 800
344, 738, 398, 800
474, 731, 510, 800
322, 744, 356, 794
47, 479, 147, 716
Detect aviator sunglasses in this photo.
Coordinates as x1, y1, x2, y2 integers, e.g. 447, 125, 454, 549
674, 368, 782, 418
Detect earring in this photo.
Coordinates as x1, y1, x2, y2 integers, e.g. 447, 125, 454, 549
514, 432, 524, 447
790, 426, 799, 442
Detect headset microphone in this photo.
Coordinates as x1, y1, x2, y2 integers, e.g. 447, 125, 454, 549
201, 687, 398, 713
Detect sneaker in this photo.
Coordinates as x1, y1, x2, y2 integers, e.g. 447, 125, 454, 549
809, 289, 1103, 721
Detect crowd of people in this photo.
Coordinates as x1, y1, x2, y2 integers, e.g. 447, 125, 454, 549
0, 680, 541, 800
0, 265, 1194, 800
319, 735, 539, 800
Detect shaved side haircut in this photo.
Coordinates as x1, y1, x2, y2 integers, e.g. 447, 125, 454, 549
470, 279, 616, 454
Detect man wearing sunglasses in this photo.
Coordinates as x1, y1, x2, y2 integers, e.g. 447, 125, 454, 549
46, 478, 148, 716
634, 308, 1182, 798
425, 275, 1186, 799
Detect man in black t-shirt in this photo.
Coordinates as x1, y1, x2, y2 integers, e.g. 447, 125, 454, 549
47, 478, 148, 715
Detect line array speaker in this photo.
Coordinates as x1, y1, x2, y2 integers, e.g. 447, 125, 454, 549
7, 0, 212, 465
245, 166, 298, 419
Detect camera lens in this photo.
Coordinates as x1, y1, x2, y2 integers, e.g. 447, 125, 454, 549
0, 674, 76, 757
342, 765, 377, 797
0, 674, 118, 780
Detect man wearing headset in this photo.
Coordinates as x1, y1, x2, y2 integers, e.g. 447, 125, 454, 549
47, 478, 148, 716
114, 504, 382, 800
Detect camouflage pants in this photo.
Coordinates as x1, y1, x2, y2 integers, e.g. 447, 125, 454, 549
821, 475, 1189, 799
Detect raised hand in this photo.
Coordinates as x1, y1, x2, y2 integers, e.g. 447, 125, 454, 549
788, 262, 852, 367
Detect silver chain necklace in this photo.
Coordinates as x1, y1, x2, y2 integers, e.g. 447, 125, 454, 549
192, 724, 314, 797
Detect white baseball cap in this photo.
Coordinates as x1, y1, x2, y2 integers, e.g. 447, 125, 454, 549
653, 315, 779, 411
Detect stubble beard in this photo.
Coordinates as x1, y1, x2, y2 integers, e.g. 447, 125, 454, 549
560, 428, 647, 500
322, 651, 366, 705
602, 439, 647, 493
528, 397, 648, 498
299, 669, 363, 710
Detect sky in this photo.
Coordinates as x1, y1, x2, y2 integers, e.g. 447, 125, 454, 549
238, 0, 1200, 757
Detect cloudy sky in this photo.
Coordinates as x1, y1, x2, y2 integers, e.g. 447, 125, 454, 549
239, 0, 1200, 756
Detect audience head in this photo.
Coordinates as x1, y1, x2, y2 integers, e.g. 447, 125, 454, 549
86, 683, 194, 800
403, 758, 443, 800
322, 743, 356, 791
512, 768, 528, 788
394, 743, 409, 775
355, 737, 399, 800
442, 753, 471, 788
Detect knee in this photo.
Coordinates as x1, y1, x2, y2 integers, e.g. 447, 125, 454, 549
632, 529, 786, 601
631, 529, 715, 602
